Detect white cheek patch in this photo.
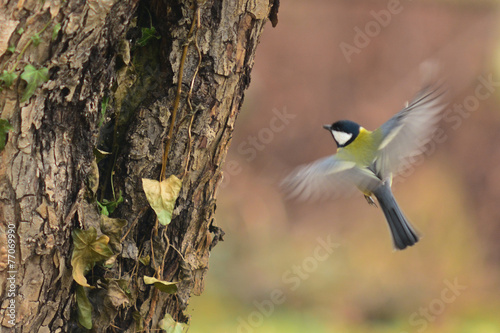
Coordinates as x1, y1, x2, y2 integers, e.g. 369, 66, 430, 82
332, 130, 352, 146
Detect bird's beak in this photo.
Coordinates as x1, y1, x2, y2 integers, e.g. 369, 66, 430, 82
323, 124, 331, 131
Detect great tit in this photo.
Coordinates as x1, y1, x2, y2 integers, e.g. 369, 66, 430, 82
283, 85, 447, 250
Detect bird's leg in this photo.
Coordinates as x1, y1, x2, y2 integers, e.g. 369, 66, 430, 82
364, 195, 378, 207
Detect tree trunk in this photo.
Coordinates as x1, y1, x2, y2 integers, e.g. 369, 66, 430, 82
0, 0, 278, 331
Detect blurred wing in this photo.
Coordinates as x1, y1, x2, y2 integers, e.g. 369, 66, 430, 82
282, 156, 381, 201
376, 84, 448, 178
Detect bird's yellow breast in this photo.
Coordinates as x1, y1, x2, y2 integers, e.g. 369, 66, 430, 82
336, 127, 381, 166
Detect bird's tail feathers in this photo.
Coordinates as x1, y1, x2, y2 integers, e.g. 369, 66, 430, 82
373, 182, 419, 250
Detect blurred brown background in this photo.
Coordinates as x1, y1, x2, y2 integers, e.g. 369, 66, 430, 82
190, 1, 500, 332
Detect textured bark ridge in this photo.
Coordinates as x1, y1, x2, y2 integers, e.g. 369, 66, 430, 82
0, 0, 277, 331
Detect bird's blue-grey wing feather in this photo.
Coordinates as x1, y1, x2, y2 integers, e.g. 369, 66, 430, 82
282, 156, 381, 201
376, 85, 448, 178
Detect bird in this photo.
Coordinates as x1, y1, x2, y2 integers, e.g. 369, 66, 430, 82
282, 85, 447, 250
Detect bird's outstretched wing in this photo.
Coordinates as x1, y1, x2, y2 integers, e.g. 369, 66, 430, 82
375, 85, 448, 178
282, 156, 381, 201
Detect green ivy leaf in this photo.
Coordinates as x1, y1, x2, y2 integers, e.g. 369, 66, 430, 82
17, 28, 24, 35
142, 176, 182, 226
98, 96, 109, 127
93, 147, 112, 164
97, 202, 109, 216
0, 119, 13, 151
71, 228, 114, 287
20, 64, 49, 102
0, 70, 17, 88
143, 276, 178, 294
7, 45, 15, 53
137, 26, 160, 47
52, 23, 61, 41
31, 33, 41, 47
158, 313, 188, 333
76, 285, 93, 329
97, 190, 124, 216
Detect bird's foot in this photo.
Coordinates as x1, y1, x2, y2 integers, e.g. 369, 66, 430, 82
364, 195, 378, 207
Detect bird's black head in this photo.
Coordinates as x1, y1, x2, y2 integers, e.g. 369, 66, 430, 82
323, 120, 360, 148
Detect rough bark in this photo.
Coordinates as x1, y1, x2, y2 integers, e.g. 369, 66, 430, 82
0, 0, 277, 331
